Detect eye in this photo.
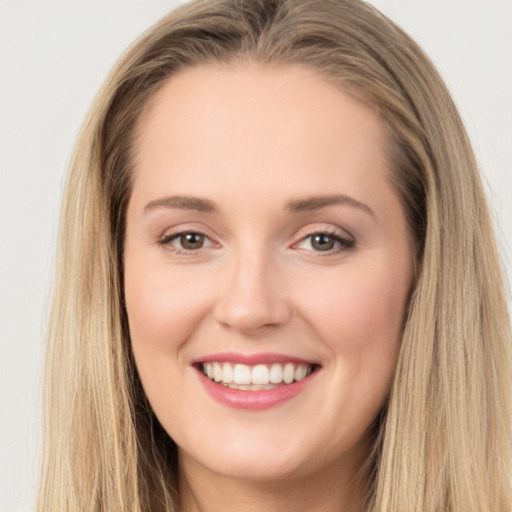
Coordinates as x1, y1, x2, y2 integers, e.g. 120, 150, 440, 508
309, 233, 337, 251
295, 231, 354, 253
158, 231, 215, 252
177, 232, 206, 250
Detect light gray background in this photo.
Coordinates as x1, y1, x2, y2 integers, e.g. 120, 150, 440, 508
1, 1, 511, 510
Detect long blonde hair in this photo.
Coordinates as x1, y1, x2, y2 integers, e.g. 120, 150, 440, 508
38, 1, 512, 510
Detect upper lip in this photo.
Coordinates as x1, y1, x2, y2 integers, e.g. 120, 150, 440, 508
191, 352, 320, 366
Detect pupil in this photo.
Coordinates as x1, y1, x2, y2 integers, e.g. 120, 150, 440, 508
312, 234, 334, 251
181, 233, 204, 249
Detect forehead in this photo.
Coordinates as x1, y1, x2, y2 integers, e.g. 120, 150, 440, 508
136, 62, 386, 145
131, 62, 392, 208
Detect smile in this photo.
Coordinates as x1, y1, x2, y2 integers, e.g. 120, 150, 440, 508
194, 355, 320, 410
202, 362, 313, 390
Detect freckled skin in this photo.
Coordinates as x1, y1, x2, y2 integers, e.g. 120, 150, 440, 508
124, 63, 414, 510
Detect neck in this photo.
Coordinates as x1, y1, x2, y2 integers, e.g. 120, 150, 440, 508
178, 449, 370, 512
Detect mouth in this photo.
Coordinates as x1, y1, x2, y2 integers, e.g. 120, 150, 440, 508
197, 361, 318, 391
192, 353, 321, 409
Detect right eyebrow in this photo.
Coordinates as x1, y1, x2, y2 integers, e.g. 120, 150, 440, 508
143, 195, 217, 214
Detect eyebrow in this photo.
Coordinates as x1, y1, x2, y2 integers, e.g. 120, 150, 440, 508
143, 193, 374, 217
286, 194, 375, 217
144, 195, 216, 213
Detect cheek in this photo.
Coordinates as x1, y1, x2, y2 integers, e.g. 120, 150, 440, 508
124, 262, 214, 427
294, 258, 410, 364
124, 265, 204, 401
301, 258, 410, 429
301, 266, 408, 344
125, 262, 211, 352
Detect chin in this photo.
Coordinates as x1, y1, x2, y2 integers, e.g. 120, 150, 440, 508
192, 452, 310, 482
177, 426, 314, 481
178, 422, 365, 485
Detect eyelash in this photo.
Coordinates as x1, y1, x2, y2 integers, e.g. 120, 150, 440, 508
157, 229, 355, 256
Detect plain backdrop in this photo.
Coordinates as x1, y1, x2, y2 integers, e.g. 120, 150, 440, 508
1, 1, 511, 510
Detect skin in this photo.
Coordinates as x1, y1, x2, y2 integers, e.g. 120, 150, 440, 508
124, 63, 414, 512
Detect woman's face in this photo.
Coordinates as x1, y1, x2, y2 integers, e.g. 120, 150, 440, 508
124, 63, 414, 482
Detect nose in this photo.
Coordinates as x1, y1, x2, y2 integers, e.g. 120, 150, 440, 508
213, 250, 291, 334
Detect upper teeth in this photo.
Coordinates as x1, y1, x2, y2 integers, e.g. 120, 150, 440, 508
203, 362, 312, 387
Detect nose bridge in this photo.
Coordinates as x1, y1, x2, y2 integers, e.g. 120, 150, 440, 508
214, 240, 289, 332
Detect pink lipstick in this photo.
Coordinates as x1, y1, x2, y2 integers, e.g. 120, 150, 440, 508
193, 352, 320, 410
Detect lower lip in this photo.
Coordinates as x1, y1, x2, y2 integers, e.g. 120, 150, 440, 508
197, 370, 318, 410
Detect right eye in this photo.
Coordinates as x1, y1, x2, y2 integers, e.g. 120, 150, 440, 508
158, 231, 215, 253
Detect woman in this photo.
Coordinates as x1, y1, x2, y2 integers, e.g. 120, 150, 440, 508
38, 0, 512, 510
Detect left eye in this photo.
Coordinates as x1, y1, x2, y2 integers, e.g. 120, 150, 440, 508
297, 232, 353, 252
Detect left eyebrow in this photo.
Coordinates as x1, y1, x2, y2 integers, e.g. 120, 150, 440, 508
143, 195, 217, 214
286, 194, 375, 217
